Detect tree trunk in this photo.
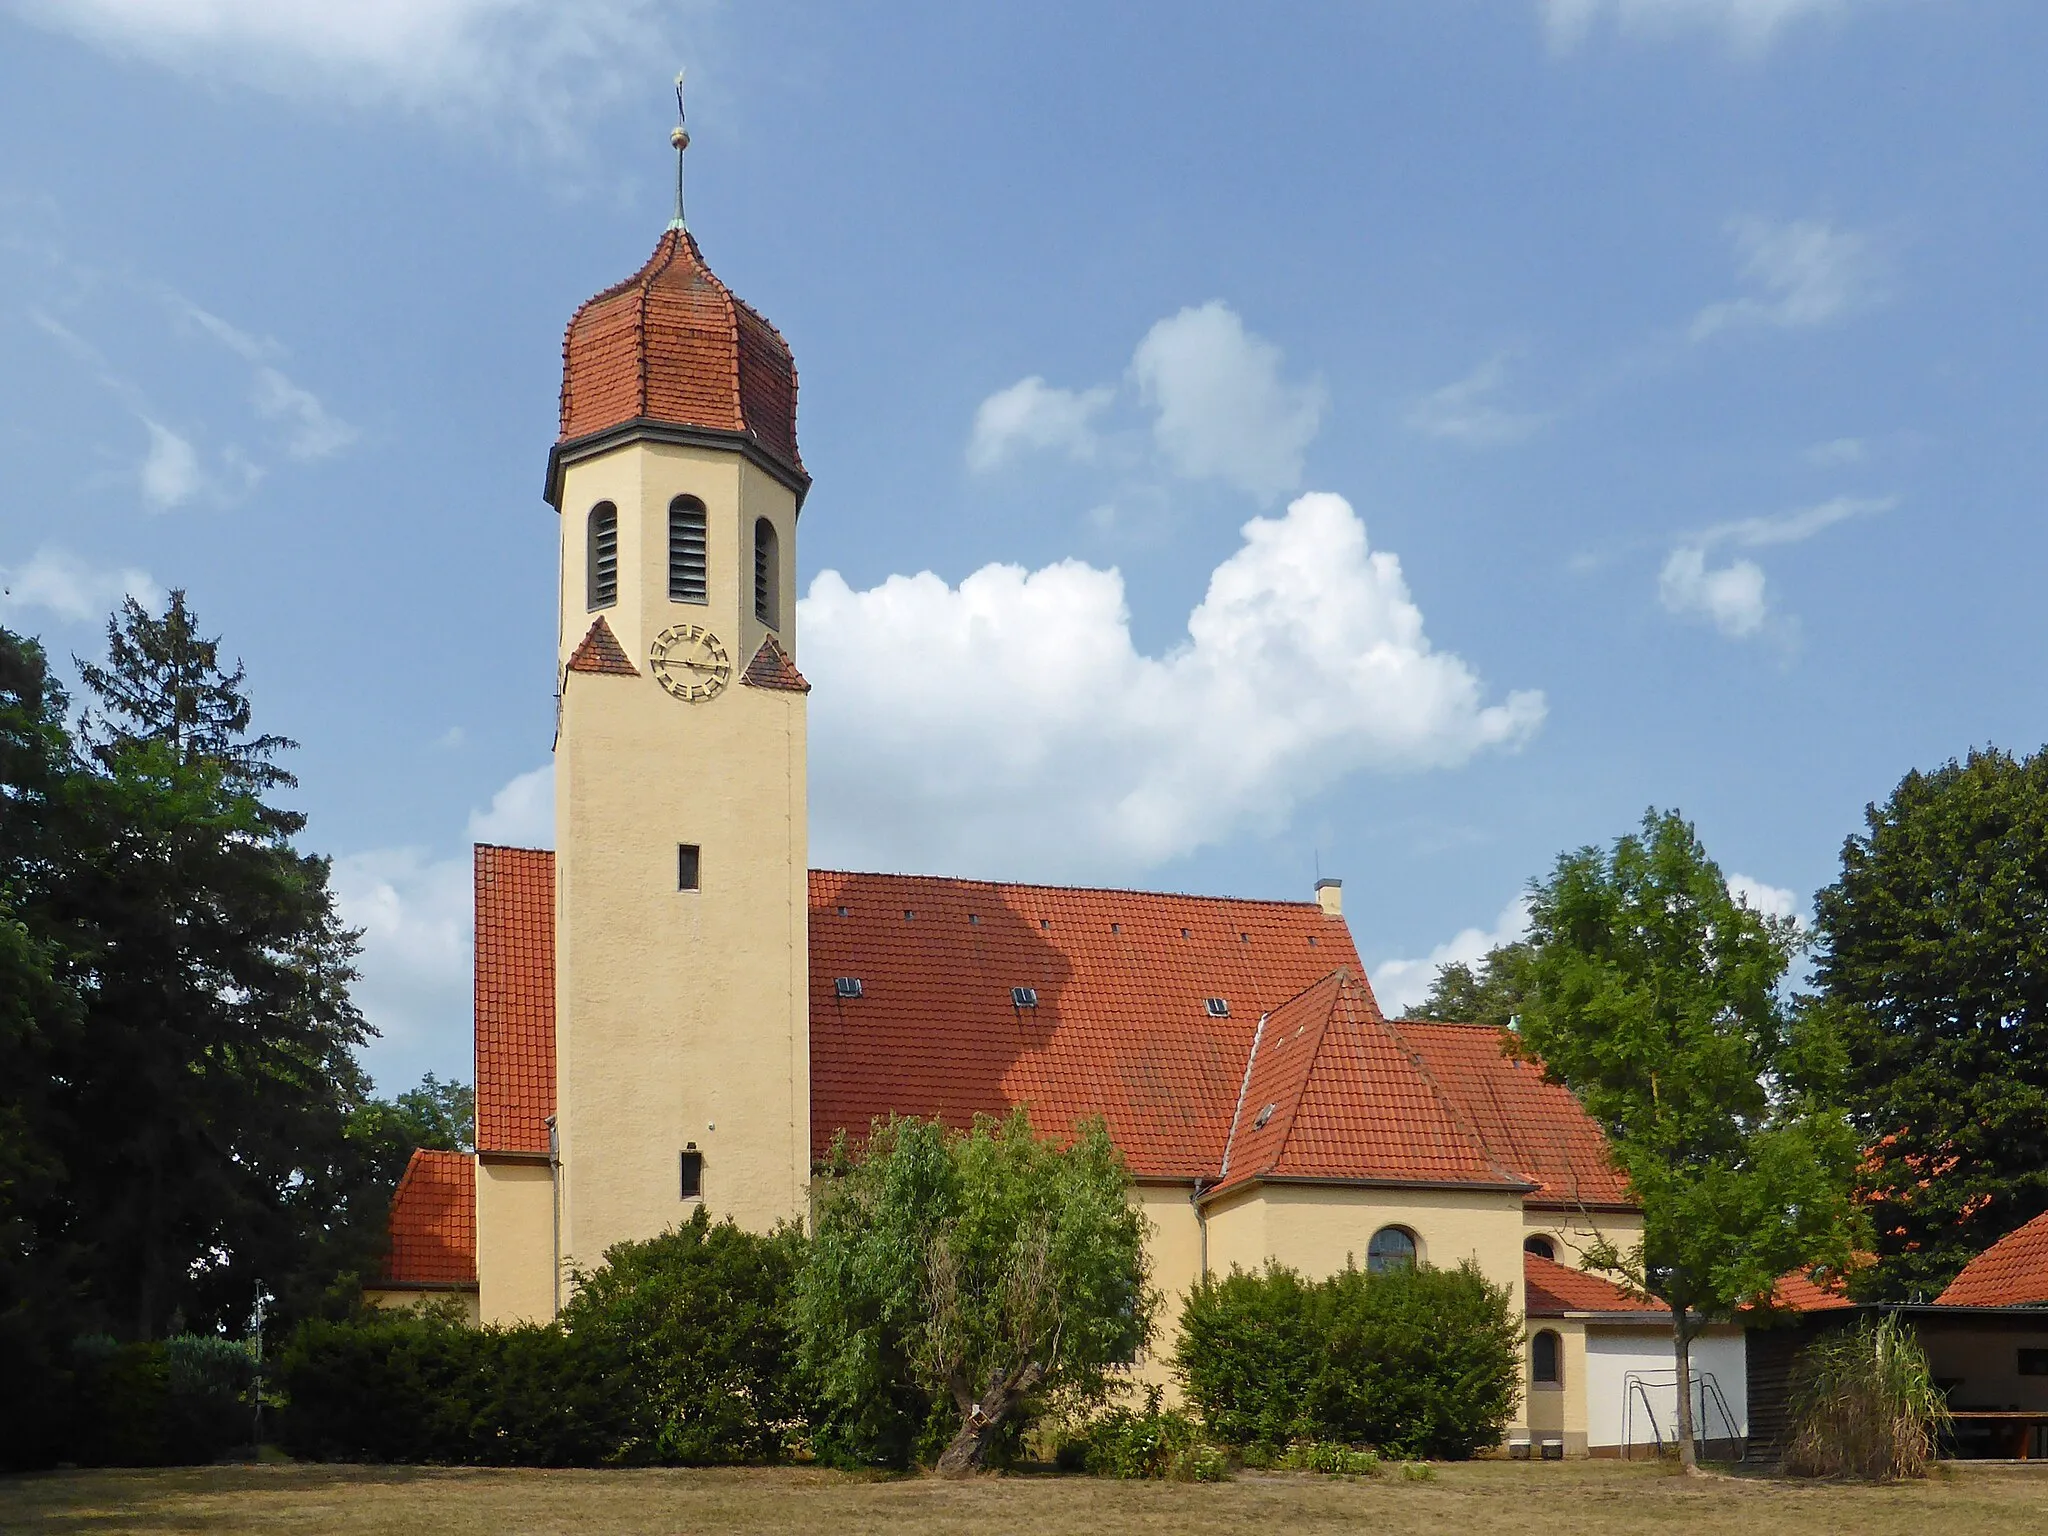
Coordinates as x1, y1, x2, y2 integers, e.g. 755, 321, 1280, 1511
935, 1362, 1043, 1477
1671, 1306, 1700, 1474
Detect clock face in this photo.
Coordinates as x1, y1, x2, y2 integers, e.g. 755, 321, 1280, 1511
649, 623, 731, 703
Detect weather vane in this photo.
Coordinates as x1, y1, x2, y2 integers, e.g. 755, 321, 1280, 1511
670, 70, 689, 232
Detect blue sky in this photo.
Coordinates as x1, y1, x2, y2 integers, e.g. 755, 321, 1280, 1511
3, 0, 2043, 1092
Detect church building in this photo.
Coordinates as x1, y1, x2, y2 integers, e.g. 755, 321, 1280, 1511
369, 142, 1750, 1458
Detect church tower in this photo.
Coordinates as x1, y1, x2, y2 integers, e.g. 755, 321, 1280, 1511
542, 114, 812, 1275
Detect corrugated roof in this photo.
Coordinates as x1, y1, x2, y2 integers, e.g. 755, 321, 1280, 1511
474, 845, 555, 1156
808, 870, 1363, 1178
1938, 1210, 2048, 1307
1524, 1253, 1662, 1316
381, 1148, 477, 1288
1398, 1020, 1636, 1209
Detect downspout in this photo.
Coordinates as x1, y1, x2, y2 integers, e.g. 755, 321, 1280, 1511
1190, 1178, 1210, 1281
545, 1114, 561, 1318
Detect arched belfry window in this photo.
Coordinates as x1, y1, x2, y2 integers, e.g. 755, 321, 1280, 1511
1525, 1234, 1557, 1261
754, 517, 780, 628
1367, 1225, 1416, 1274
669, 497, 707, 605
1532, 1329, 1562, 1385
586, 502, 618, 611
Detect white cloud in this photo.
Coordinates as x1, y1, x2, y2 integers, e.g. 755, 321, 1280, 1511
468, 763, 554, 847
803, 491, 1544, 880
966, 377, 1113, 473
1701, 493, 1893, 549
333, 762, 552, 1089
0, 546, 162, 626
173, 299, 357, 461
139, 420, 202, 509
7, 0, 689, 149
1542, 0, 1848, 53
1372, 896, 1532, 1020
1131, 302, 1326, 501
1691, 217, 1883, 341
1404, 355, 1550, 447
1659, 546, 1768, 638
1727, 872, 1802, 923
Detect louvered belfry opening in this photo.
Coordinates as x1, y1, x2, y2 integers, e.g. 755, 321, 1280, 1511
669, 496, 707, 604
587, 502, 619, 610
754, 516, 779, 627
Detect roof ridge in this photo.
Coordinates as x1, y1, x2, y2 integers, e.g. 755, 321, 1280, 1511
1217, 1009, 1270, 1182
809, 868, 1335, 910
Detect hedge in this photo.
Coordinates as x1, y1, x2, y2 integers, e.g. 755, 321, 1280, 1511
1175, 1259, 1521, 1459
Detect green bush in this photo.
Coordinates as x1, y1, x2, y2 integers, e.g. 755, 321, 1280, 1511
278, 1212, 800, 1466
1276, 1440, 1382, 1476
51, 1332, 256, 1467
1068, 1389, 1229, 1481
1176, 1259, 1520, 1460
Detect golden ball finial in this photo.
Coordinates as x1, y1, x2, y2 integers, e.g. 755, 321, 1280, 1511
671, 126, 690, 151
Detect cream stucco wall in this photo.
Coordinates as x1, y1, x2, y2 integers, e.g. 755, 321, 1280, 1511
1203, 1182, 1528, 1317
1524, 1207, 1646, 1268
551, 441, 810, 1290
364, 1288, 482, 1327
476, 1158, 557, 1326
1129, 1182, 1204, 1395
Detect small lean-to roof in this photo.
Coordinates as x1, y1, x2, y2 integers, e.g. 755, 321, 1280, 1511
1211, 973, 1530, 1197
381, 1149, 477, 1288
474, 845, 555, 1156
1938, 1210, 2048, 1307
808, 871, 1363, 1178
566, 616, 637, 676
1524, 1253, 1663, 1317
1397, 1020, 1636, 1210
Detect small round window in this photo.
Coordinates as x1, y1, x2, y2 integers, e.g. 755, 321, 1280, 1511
1367, 1225, 1416, 1274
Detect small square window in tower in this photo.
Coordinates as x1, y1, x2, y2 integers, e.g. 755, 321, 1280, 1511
677, 844, 701, 891
587, 502, 618, 610
679, 1147, 704, 1201
754, 517, 780, 627
669, 498, 707, 604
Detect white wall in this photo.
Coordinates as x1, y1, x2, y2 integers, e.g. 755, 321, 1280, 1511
1584, 1327, 1748, 1452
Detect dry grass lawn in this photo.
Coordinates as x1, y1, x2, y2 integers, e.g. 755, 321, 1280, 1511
4, 1459, 2047, 1536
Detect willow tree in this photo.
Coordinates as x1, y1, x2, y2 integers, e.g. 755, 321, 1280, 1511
796, 1112, 1154, 1474
1514, 810, 1863, 1472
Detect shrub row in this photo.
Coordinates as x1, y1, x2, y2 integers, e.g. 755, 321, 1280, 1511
0, 1329, 256, 1470
1174, 1259, 1521, 1460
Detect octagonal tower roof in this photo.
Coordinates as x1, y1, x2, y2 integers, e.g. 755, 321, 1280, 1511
546, 226, 807, 508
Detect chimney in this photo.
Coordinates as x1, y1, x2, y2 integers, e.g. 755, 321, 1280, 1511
1315, 877, 1342, 917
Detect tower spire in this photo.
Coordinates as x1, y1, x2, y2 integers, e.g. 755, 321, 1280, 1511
669, 70, 689, 232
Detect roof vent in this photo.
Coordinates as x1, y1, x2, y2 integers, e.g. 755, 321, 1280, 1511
1252, 1102, 1276, 1129
834, 977, 863, 999
1205, 997, 1230, 1018
1012, 986, 1039, 1008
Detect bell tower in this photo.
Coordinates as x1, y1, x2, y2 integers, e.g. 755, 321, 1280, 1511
541, 100, 812, 1274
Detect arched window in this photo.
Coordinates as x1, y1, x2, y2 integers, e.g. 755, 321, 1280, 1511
1532, 1329, 1562, 1385
586, 502, 618, 611
1367, 1226, 1416, 1274
669, 497, 707, 605
754, 516, 780, 628
1524, 1234, 1557, 1261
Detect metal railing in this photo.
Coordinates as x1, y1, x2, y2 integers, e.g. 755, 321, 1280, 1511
1620, 1370, 1744, 1462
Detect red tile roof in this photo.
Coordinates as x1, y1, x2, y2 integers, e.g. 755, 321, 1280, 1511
566, 616, 637, 676
1524, 1253, 1663, 1316
381, 1149, 477, 1288
1938, 1210, 2048, 1307
808, 871, 1364, 1178
559, 228, 803, 483
474, 845, 555, 1156
1768, 1267, 1858, 1313
1211, 974, 1529, 1197
1396, 1021, 1636, 1210
742, 635, 809, 692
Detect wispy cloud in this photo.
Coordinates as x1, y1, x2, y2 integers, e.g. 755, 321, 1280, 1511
0, 546, 162, 626
6, 0, 701, 154
1805, 436, 1867, 467
171, 299, 357, 461
1691, 217, 1885, 341
1404, 355, 1551, 447
1699, 493, 1894, 549
1658, 493, 1893, 641
967, 377, 1113, 473
1542, 0, 1849, 54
